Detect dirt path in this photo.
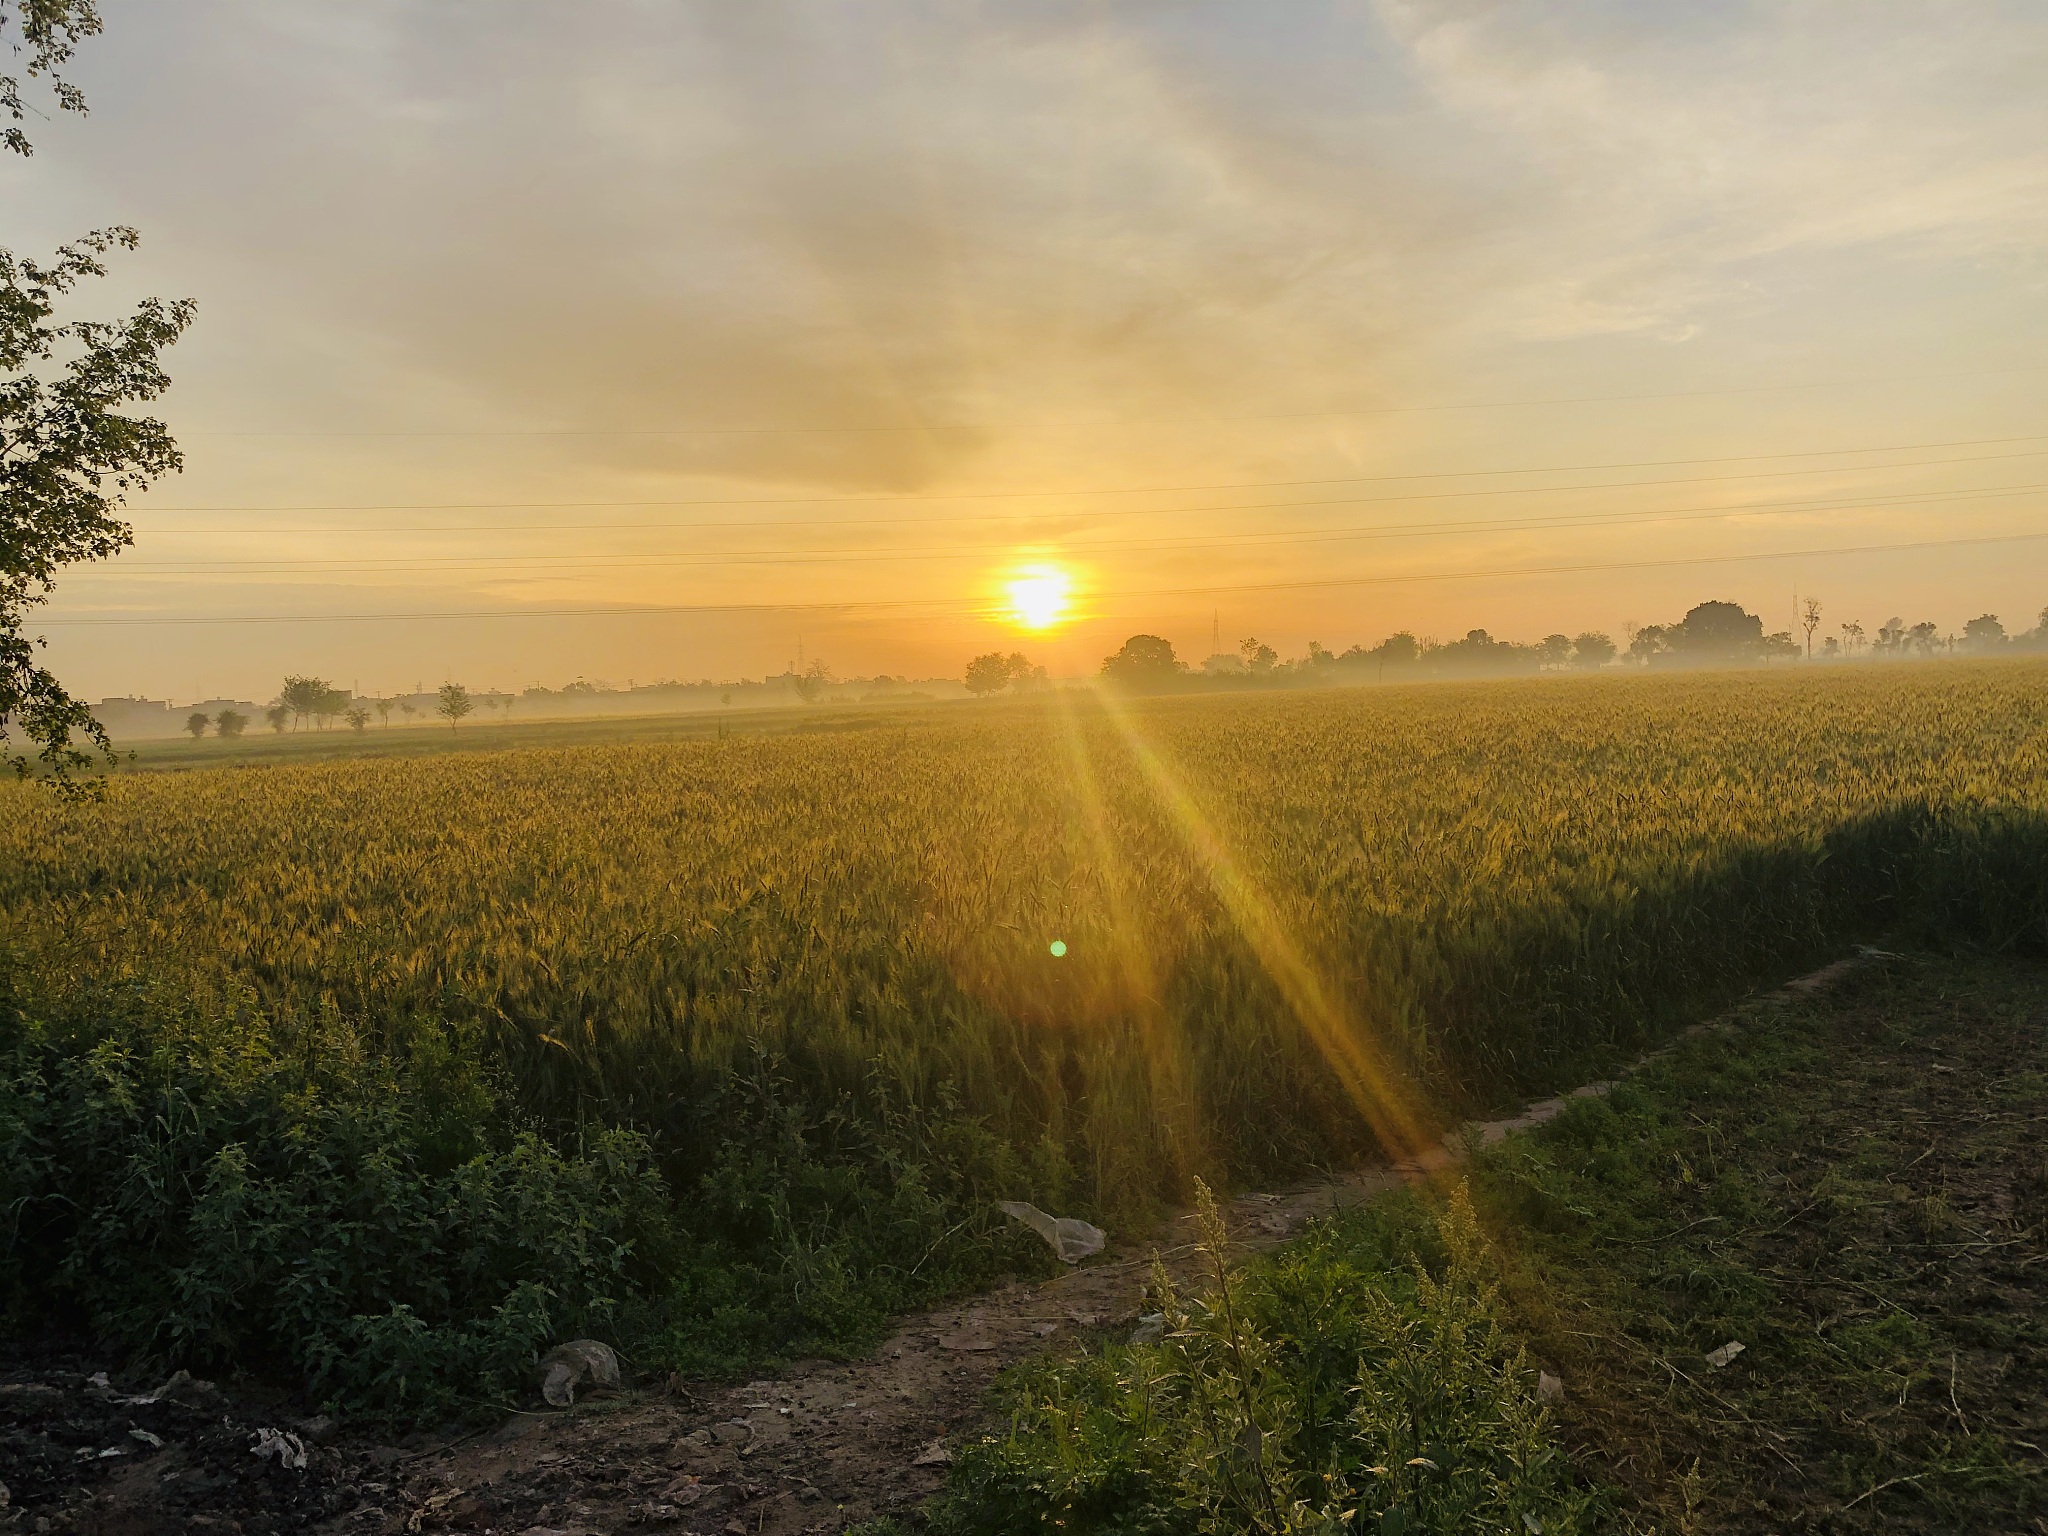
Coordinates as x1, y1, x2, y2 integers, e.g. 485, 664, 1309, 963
4, 954, 1879, 1536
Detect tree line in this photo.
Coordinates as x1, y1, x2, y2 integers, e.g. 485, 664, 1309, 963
180, 677, 493, 740
960, 597, 2048, 696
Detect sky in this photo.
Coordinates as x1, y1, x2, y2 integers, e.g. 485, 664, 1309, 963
9, 0, 2048, 702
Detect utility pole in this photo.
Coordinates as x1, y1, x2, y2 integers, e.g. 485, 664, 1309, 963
1211, 610, 1220, 656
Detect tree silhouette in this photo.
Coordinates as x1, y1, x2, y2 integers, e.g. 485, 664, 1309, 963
279, 675, 328, 730
965, 653, 1011, 695
1572, 632, 1617, 669
1100, 635, 1184, 691
1800, 597, 1823, 659
437, 682, 473, 730
214, 708, 247, 739
183, 711, 208, 739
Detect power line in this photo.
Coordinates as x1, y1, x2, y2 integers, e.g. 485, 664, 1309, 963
169, 362, 2048, 439
104, 482, 2048, 576
134, 431, 2048, 521
41, 530, 2048, 627
126, 446, 2048, 550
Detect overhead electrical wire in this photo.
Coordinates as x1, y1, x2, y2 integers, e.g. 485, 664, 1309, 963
135, 431, 2048, 524
41, 529, 2048, 626
167, 361, 2048, 438
107, 481, 2048, 576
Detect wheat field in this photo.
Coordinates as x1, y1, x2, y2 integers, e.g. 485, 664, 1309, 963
8, 663, 2045, 1209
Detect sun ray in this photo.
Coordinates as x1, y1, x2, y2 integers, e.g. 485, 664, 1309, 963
1047, 685, 1207, 1190
1087, 686, 1436, 1163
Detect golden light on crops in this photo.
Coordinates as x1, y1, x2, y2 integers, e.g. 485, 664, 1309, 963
1000, 561, 1076, 632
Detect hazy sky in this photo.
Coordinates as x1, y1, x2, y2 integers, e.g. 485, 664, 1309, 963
11, 0, 2048, 700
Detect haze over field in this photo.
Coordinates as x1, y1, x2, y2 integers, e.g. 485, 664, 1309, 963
8, 0, 2048, 700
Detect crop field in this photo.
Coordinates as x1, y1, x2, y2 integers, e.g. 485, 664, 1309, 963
3, 662, 2046, 1422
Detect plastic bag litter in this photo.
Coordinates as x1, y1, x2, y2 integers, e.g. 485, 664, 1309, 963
1536, 1371, 1564, 1404
539, 1339, 621, 1407
250, 1428, 307, 1471
1129, 1313, 1166, 1346
1705, 1340, 1746, 1369
997, 1201, 1106, 1264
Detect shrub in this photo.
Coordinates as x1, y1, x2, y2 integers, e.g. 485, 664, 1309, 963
940, 1183, 1598, 1535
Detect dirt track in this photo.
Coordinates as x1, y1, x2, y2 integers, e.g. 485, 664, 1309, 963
2, 954, 1879, 1536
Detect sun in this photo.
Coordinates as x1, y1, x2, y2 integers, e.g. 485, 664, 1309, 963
1001, 562, 1075, 632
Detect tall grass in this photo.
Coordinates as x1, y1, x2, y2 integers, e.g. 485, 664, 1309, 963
3, 664, 2044, 1415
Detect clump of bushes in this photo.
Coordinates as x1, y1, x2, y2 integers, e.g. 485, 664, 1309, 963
940, 1184, 1597, 1535
0, 943, 1047, 1425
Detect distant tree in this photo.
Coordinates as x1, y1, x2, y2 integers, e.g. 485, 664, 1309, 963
1430, 629, 1535, 675
214, 708, 247, 739
1100, 634, 1184, 692
279, 675, 329, 730
1821, 636, 1840, 659
792, 659, 831, 704
264, 703, 289, 734
436, 682, 473, 730
1672, 601, 1763, 659
399, 699, 418, 723
374, 697, 394, 727
1906, 621, 1941, 657
1536, 634, 1573, 670
183, 710, 208, 739
1571, 632, 1616, 670
964, 652, 1011, 695
1839, 619, 1865, 656
1238, 637, 1279, 674
1760, 630, 1800, 662
1800, 597, 1823, 659
1962, 614, 2007, 654
1874, 617, 1906, 655
344, 704, 371, 733
1373, 632, 1421, 669
1628, 625, 1672, 665
1006, 653, 1047, 690
314, 686, 349, 728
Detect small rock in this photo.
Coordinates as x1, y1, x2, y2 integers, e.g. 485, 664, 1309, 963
912, 1439, 953, 1467
1705, 1340, 1746, 1369
1536, 1372, 1564, 1404
1129, 1313, 1166, 1346
129, 1428, 164, 1449
539, 1339, 621, 1407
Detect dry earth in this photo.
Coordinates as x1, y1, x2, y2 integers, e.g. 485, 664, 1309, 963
0, 955, 1878, 1536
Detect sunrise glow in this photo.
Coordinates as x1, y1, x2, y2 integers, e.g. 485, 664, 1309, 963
1001, 563, 1075, 632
